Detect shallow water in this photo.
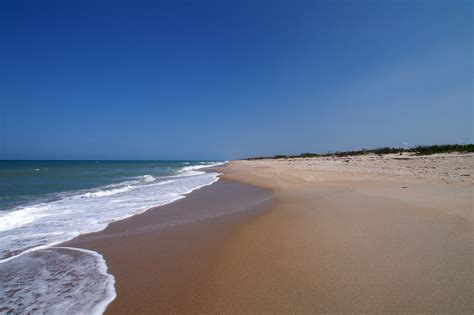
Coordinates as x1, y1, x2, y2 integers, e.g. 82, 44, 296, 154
0, 160, 225, 313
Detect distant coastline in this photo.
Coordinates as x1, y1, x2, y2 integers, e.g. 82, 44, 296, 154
246, 143, 474, 160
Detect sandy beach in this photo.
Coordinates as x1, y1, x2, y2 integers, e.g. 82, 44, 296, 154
71, 153, 473, 313
4, 2, 472, 313
66, 180, 274, 314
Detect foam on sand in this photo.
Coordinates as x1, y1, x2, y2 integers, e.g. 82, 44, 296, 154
0, 247, 115, 315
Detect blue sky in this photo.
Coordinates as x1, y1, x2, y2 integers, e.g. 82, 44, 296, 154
0, 0, 472, 160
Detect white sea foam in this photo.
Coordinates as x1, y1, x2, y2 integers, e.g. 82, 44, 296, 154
0, 205, 52, 232
0, 166, 222, 261
141, 174, 156, 183
180, 161, 227, 172
76, 175, 157, 199
80, 185, 134, 198
0, 247, 115, 315
0, 162, 225, 314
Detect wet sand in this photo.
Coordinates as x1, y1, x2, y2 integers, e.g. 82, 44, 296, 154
66, 179, 273, 314
70, 154, 472, 313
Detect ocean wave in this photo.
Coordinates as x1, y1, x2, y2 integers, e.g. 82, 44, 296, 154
180, 161, 227, 173
77, 175, 157, 199
140, 174, 156, 183
0, 161, 225, 314
80, 185, 134, 198
0, 205, 52, 232
0, 170, 221, 261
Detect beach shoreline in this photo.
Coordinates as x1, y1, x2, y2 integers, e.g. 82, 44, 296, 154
65, 178, 274, 314
72, 153, 472, 313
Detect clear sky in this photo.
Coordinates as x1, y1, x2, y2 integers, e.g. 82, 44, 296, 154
1, 0, 472, 160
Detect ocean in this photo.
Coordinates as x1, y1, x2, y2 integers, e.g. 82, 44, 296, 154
0, 160, 225, 314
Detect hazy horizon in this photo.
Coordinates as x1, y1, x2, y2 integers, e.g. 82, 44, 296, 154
1, 0, 472, 160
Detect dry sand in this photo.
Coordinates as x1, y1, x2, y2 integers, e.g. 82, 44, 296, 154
213, 153, 472, 313
72, 153, 472, 313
